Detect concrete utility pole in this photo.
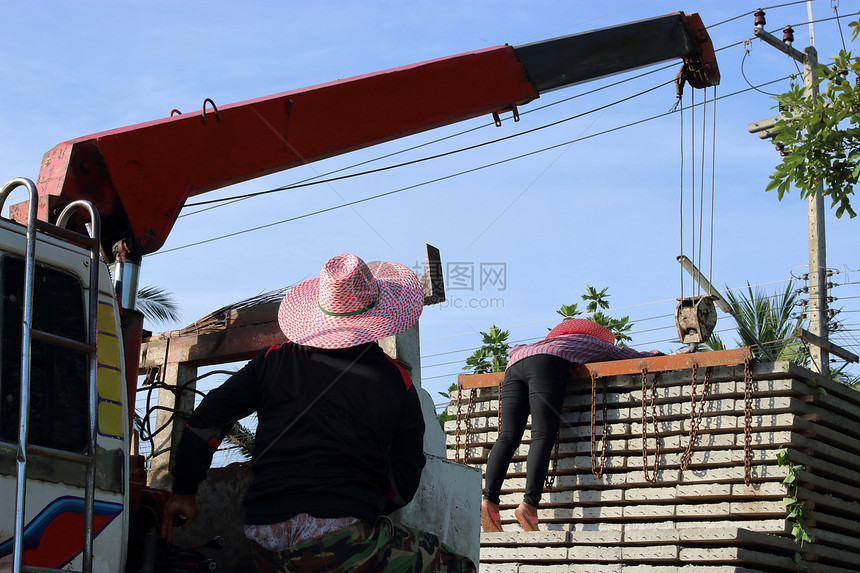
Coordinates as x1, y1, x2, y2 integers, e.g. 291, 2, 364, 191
749, 13, 829, 376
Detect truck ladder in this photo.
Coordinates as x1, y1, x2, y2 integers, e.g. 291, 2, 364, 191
0, 178, 102, 573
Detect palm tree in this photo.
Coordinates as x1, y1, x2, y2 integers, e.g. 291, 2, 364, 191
703, 281, 802, 362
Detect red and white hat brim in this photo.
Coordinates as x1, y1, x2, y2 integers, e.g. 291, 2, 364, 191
546, 318, 616, 345
278, 261, 424, 349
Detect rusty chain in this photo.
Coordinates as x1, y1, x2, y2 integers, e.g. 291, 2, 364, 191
463, 388, 476, 463
454, 383, 463, 462
744, 358, 754, 486
679, 364, 712, 470
590, 370, 608, 479
641, 368, 660, 484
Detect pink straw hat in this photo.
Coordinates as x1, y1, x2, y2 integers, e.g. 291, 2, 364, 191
546, 318, 616, 345
278, 254, 424, 349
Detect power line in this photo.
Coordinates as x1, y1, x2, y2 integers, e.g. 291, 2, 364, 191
181, 77, 676, 210
708, 1, 815, 29
181, 59, 684, 213
176, 11, 841, 216
152, 7, 856, 257
420, 286, 818, 370
149, 75, 792, 258
421, 276, 800, 346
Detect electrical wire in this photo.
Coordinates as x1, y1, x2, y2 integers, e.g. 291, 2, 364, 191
419, 277, 812, 368
177, 10, 841, 216
421, 276, 803, 346
180, 59, 688, 214
833, 4, 849, 52
179, 12, 840, 215
741, 50, 782, 96
157, 12, 850, 255
180, 78, 676, 210
151, 9, 849, 262
149, 76, 792, 258
135, 369, 237, 462
708, 1, 816, 29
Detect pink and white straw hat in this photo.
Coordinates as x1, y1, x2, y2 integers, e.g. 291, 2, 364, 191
546, 318, 616, 345
278, 254, 424, 349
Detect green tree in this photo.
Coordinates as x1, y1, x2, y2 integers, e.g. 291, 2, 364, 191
703, 281, 802, 362
226, 420, 255, 459
557, 285, 634, 345
556, 303, 582, 320
582, 286, 610, 313
463, 325, 511, 374
136, 285, 181, 325
768, 15, 860, 219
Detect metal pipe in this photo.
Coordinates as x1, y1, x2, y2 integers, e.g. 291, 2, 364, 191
0, 177, 38, 573
112, 258, 140, 310
58, 200, 102, 573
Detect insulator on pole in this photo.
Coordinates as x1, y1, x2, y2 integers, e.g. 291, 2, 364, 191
783, 25, 795, 45
754, 9, 766, 28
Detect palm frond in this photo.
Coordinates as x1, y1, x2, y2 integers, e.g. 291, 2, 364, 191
720, 281, 801, 361
137, 285, 181, 325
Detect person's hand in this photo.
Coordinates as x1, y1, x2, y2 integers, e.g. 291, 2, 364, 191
160, 493, 198, 543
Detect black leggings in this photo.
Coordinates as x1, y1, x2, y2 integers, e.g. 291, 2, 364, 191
482, 354, 570, 508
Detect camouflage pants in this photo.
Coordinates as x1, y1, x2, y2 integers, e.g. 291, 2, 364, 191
250, 516, 476, 573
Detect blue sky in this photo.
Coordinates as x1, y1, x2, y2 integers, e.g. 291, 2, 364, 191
2, 0, 859, 407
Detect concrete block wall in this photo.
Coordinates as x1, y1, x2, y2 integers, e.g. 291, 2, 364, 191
448, 361, 860, 572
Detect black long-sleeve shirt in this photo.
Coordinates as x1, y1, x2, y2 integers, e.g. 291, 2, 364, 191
170, 341, 426, 524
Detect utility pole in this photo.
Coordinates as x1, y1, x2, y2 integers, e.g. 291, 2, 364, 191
748, 10, 829, 376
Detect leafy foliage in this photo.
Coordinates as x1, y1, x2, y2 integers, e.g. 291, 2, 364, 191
225, 421, 255, 460
436, 382, 458, 428
556, 303, 582, 320
768, 17, 860, 219
840, 372, 860, 388
462, 325, 511, 374
776, 447, 812, 562
557, 286, 633, 345
582, 286, 610, 313
136, 285, 181, 325
703, 281, 802, 362
591, 313, 633, 346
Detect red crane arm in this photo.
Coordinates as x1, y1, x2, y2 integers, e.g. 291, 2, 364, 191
31, 12, 718, 260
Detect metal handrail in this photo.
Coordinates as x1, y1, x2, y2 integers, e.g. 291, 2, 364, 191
1, 182, 103, 573
55, 200, 102, 573
1, 178, 39, 573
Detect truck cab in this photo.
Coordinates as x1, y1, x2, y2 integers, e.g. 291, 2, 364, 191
0, 180, 129, 572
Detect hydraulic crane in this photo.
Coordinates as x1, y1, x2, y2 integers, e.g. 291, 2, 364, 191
0, 12, 718, 572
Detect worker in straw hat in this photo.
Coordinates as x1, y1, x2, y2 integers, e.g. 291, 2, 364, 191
481, 318, 662, 533
162, 254, 475, 572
